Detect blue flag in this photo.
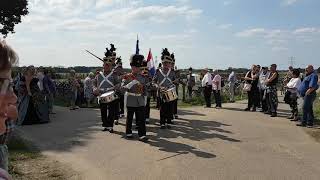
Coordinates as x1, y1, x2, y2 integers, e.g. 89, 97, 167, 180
136, 35, 139, 55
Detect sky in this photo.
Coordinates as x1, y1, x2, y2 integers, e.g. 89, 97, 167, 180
4, 0, 320, 69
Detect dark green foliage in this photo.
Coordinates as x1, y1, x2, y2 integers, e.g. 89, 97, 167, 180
0, 0, 29, 37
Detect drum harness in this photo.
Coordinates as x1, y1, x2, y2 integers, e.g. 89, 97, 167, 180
98, 70, 116, 104
159, 69, 173, 88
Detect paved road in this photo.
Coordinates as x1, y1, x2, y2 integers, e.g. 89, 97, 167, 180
18, 101, 320, 180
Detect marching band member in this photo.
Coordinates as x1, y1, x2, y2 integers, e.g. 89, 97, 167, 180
113, 57, 125, 125
93, 44, 120, 133
141, 61, 152, 124
153, 48, 176, 129
172, 56, 179, 120
122, 54, 148, 142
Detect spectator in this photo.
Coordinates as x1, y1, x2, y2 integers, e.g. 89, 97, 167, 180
84, 72, 95, 107
46, 70, 56, 114
265, 64, 279, 117
258, 67, 269, 113
228, 70, 236, 103
297, 65, 319, 127
284, 69, 301, 121
68, 69, 80, 110
187, 67, 196, 99
17, 66, 50, 125
212, 69, 222, 108
244, 65, 260, 112
0, 40, 18, 175
202, 68, 213, 108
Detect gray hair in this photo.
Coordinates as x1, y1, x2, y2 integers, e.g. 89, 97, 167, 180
0, 40, 19, 71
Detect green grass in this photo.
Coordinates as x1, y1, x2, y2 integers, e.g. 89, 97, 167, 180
8, 135, 41, 176
314, 93, 320, 123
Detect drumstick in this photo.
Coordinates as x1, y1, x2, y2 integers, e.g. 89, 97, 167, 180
85, 50, 104, 62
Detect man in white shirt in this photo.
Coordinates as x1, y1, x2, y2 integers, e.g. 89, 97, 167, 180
202, 68, 212, 108
212, 70, 222, 108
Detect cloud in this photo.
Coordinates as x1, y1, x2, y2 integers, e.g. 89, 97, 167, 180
293, 27, 320, 34
218, 24, 233, 29
235, 28, 267, 37
282, 0, 299, 6
272, 46, 289, 52
223, 1, 232, 6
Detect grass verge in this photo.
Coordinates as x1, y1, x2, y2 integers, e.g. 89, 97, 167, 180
305, 93, 320, 142
8, 133, 77, 180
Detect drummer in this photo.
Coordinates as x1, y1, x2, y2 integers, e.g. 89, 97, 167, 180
141, 60, 152, 124
121, 54, 148, 142
93, 44, 120, 133
153, 48, 176, 129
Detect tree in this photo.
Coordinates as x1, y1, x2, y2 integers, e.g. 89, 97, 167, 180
0, 0, 29, 37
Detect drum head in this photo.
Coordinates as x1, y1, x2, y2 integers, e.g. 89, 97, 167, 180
101, 91, 114, 97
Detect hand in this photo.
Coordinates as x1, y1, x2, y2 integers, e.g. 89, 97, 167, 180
93, 88, 100, 96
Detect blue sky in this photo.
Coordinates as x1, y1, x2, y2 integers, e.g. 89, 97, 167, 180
4, 0, 320, 69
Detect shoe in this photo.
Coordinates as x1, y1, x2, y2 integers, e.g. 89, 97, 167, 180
251, 108, 256, 112
75, 106, 80, 109
108, 128, 114, 133
139, 136, 149, 142
270, 113, 277, 117
146, 118, 150, 124
166, 124, 171, 129
160, 125, 166, 129
102, 128, 108, 132
119, 114, 125, 118
126, 134, 133, 138
290, 118, 298, 122
244, 108, 250, 111
114, 120, 119, 125
167, 121, 174, 125
174, 115, 179, 119
215, 107, 221, 109
288, 114, 294, 119
135, 126, 139, 130
296, 123, 307, 127
264, 111, 271, 115
307, 124, 314, 128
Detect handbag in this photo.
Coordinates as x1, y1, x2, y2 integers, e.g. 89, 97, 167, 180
243, 83, 252, 92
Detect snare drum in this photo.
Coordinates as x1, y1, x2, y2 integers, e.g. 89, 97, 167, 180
161, 87, 178, 102
99, 91, 118, 104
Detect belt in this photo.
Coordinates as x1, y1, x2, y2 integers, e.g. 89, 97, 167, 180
127, 92, 142, 96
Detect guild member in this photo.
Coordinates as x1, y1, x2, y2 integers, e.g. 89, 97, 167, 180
153, 48, 176, 129
187, 67, 196, 99
122, 54, 148, 142
113, 57, 125, 125
93, 44, 120, 133
141, 61, 152, 124
172, 56, 180, 120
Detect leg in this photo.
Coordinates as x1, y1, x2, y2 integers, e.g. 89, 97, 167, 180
247, 91, 253, 110
120, 95, 125, 116
166, 101, 174, 126
229, 83, 235, 102
100, 103, 108, 129
114, 99, 120, 125
159, 100, 166, 127
126, 107, 134, 135
136, 106, 146, 137
106, 101, 117, 131
173, 99, 178, 118
145, 97, 151, 123
217, 90, 222, 107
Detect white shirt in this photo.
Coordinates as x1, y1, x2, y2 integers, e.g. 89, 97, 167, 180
258, 71, 270, 90
212, 74, 221, 90
202, 72, 212, 87
286, 78, 301, 94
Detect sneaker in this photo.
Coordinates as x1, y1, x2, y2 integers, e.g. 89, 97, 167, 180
296, 123, 307, 127
75, 106, 80, 109
160, 125, 166, 129
126, 134, 133, 138
139, 136, 149, 142
114, 120, 119, 125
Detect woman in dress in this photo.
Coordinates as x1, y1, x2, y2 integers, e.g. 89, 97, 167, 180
17, 66, 49, 125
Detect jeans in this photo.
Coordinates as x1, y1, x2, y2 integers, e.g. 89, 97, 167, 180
213, 90, 222, 107
203, 86, 212, 107
302, 92, 316, 125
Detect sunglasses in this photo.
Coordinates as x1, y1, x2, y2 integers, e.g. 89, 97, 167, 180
0, 78, 14, 95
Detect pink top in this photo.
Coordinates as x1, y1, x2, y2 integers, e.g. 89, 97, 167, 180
212, 74, 222, 91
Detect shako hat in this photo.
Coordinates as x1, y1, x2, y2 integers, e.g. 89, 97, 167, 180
130, 54, 144, 67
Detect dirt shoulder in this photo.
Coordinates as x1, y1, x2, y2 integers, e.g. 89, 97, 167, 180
8, 133, 80, 180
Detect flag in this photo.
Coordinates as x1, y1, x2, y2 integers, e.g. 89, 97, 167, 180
147, 48, 156, 76
136, 35, 139, 55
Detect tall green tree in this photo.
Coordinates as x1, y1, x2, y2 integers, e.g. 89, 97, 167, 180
0, 0, 29, 37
